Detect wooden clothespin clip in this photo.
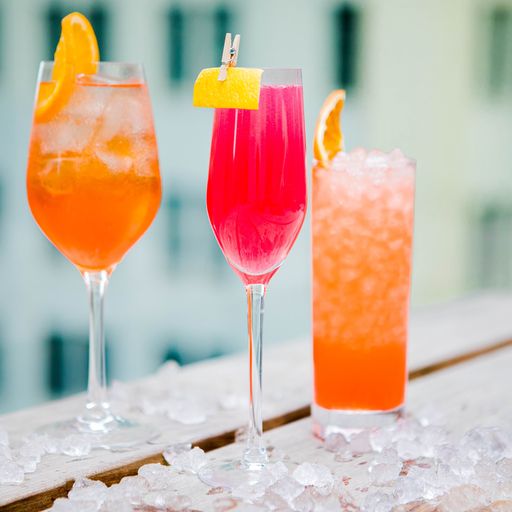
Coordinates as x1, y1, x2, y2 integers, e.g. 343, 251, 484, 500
218, 33, 240, 81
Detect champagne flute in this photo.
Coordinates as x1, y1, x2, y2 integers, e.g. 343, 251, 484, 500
199, 68, 307, 487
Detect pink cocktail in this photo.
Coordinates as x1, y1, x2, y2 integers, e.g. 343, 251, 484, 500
207, 84, 306, 283
200, 70, 306, 488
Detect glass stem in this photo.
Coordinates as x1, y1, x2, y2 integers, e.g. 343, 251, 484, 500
243, 283, 268, 468
80, 270, 113, 428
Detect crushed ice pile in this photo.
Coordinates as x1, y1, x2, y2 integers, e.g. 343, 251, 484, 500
44, 413, 512, 511
48, 443, 207, 512
110, 360, 247, 426
322, 416, 512, 511
111, 359, 303, 428
0, 430, 94, 486
0, 360, 260, 488
2, 357, 510, 510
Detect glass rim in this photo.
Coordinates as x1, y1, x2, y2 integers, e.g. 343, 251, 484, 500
260, 67, 302, 71
37, 61, 146, 84
39, 60, 144, 66
38, 62, 300, 68
315, 149, 417, 170
259, 68, 302, 86
342, 148, 416, 164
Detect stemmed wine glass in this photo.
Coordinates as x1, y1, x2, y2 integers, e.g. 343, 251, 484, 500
199, 68, 307, 487
26, 62, 162, 448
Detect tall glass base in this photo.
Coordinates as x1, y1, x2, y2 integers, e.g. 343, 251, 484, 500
38, 409, 158, 450
36, 270, 159, 451
199, 284, 270, 489
312, 403, 404, 439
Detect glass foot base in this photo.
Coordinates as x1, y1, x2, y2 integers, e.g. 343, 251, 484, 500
198, 459, 273, 491
37, 415, 159, 451
312, 403, 404, 439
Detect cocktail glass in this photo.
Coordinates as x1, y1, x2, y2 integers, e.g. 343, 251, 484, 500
199, 69, 307, 487
312, 149, 415, 437
26, 62, 162, 448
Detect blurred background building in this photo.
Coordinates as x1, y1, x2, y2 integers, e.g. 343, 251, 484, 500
0, 0, 512, 412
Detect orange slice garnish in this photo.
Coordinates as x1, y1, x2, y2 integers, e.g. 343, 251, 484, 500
36, 12, 99, 122
313, 90, 346, 165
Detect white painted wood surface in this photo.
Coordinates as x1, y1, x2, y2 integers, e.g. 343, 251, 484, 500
167, 346, 512, 510
408, 291, 512, 369
0, 341, 310, 506
1, 291, 511, 506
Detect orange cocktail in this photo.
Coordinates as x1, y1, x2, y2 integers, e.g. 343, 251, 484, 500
26, 13, 161, 448
27, 75, 161, 272
312, 148, 415, 435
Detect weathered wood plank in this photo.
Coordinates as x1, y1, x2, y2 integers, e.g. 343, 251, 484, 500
0, 341, 311, 509
1, 292, 512, 509
408, 291, 512, 370
164, 346, 512, 510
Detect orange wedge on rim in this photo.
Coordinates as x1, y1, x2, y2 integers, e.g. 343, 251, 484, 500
313, 90, 346, 165
36, 12, 99, 122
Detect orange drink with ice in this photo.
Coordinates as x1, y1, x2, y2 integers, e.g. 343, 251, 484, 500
25, 13, 161, 447
312, 92, 415, 435
27, 13, 160, 273
27, 77, 161, 272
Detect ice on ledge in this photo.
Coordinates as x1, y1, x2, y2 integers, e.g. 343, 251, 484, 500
110, 358, 300, 427
0, 461, 24, 485
142, 490, 191, 509
163, 445, 207, 474
292, 462, 334, 490
68, 478, 107, 503
321, 416, 512, 511
138, 463, 175, 490
0, 358, 253, 486
218, 392, 246, 411
368, 462, 401, 485
0, 430, 9, 447
60, 435, 92, 457
2, 364, 511, 512
0, 355, 242, 486
269, 475, 304, 502
267, 460, 289, 481
110, 361, 215, 426
48, 451, 198, 511
43, 422, 512, 511
0, 430, 97, 485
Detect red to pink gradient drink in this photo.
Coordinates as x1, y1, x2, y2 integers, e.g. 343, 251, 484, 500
207, 82, 307, 284
199, 69, 306, 489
